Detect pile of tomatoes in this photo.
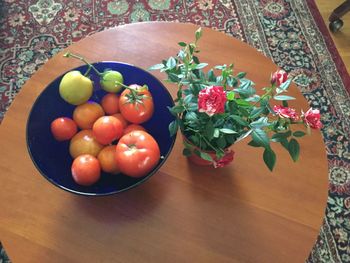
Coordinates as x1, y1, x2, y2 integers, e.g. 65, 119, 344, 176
51, 80, 160, 186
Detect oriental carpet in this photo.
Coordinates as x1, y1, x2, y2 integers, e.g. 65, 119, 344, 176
0, 0, 349, 262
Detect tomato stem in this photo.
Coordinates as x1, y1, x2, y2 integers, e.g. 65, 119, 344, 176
64, 52, 103, 76
64, 52, 146, 93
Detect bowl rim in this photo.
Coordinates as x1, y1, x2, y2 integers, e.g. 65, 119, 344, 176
26, 61, 177, 196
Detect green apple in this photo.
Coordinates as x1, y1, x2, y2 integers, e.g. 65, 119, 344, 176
100, 70, 124, 93
59, 71, 93, 105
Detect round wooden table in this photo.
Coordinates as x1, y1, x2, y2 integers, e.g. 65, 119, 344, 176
0, 22, 328, 263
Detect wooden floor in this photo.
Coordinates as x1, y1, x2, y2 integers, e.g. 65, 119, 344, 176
316, 0, 350, 73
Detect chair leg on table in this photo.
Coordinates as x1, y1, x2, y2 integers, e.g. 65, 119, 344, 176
329, 0, 350, 32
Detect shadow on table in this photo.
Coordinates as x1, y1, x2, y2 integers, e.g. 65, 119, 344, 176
71, 172, 169, 224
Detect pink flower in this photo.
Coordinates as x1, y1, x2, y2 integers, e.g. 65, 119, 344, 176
198, 86, 227, 116
303, 108, 323, 129
273, 105, 299, 121
213, 149, 234, 168
271, 69, 288, 86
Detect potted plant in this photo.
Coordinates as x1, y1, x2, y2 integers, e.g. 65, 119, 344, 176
149, 28, 322, 171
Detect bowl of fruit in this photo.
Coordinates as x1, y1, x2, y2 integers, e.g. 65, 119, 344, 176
26, 53, 176, 196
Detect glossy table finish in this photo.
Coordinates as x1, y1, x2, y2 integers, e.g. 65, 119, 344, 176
0, 22, 328, 263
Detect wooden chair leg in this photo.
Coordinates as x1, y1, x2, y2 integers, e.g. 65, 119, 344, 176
329, 0, 350, 32
329, 0, 350, 22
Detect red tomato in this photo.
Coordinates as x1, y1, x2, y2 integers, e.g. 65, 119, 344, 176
123, 124, 146, 135
119, 84, 154, 124
97, 145, 120, 174
101, 93, 120, 115
112, 113, 129, 129
73, 101, 104, 130
115, 130, 160, 177
71, 154, 101, 186
92, 116, 123, 145
51, 117, 78, 141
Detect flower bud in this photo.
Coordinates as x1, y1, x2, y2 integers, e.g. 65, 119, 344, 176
271, 69, 288, 86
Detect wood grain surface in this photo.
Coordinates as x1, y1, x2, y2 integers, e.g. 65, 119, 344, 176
0, 22, 328, 263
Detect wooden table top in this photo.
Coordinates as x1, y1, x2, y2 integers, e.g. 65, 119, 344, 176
0, 22, 328, 263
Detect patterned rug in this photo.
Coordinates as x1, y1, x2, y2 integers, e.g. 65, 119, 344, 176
1, 0, 349, 262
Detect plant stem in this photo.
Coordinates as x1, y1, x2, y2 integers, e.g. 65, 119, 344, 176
64, 52, 102, 76
64, 51, 132, 90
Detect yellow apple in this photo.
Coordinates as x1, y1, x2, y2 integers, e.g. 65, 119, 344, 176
59, 71, 93, 105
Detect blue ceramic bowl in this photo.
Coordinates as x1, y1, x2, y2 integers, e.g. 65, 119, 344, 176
26, 62, 176, 196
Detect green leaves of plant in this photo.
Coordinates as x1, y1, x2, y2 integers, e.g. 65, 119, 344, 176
293, 131, 306, 137
263, 148, 276, 172
169, 120, 178, 137
195, 27, 203, 42
166, 57, 177, 70
219, 128, 237, 134
148, 63, 164, 71
288, 138, 300, 162
195, 63, 208, 69
252, 128, 270, 148
273, 95, 295, 101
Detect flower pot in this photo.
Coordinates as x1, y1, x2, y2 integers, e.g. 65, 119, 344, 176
182, 135, 235, 168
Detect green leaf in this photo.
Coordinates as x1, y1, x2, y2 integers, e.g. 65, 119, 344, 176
219, 128, 237, 134
168, 72, 180, 82
230, 115, 249, 126
214, 65, 224, 70
248, 140, 261, 147
192, 56, 199, 65
185, 112, 198, 122
250, 117, 270, 129
282, 100, 289, 107
195, 63, 208, 69
178, 50, 186, 60
183, 148, 192, 156
271, 130, 292, 142
217, 136, 226, 148
280, 138, 289, 150
193, 149, 213, 162
169, 120, 178, 137
195, 27, 203, 42
288, 138, 300, 162
207, 69, 216, 82
199, 151, 213, 162
187, 103, 198, 111
205, 121, 215, 139
166, 57, 177, 69
263, 148, 276, 171
148, 63, 164, 71
225, 134, 236, 145
170, 105, 185, 114
293, 131, 306, 137
213, 128, 220, 138
229, 77, 238, 87
178, 42, 187, 47
245, 95, 260, 102
237, 72, 246, 79
226, 91, 235, 101
252, 128, 270, 148
183, 94, 193, 104
273, 95, 296, 101
279, 78, 292, 91
249, 107, 265, 119
235, 99, 251, 107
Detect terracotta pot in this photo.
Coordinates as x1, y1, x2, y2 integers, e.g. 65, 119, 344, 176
182, 135, 235, 168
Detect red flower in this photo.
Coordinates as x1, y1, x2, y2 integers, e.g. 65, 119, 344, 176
273, 105, 299, 121
198, 86, 227, 116
303, 108, 323, 129
213, 149, 235, 168
271, 69, 288, 86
